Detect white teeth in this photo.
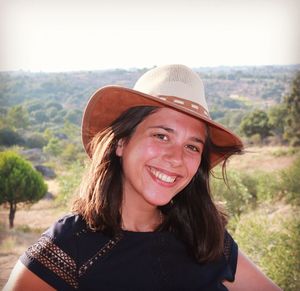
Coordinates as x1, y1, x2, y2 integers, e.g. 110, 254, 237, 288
150, 168, 176, 183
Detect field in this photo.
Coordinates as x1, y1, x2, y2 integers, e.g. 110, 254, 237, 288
0, 146, 298, 288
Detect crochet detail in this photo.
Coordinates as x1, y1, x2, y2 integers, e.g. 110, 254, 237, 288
26, 236, 78, 289
223, 232, 232, 262
78, 233, 123, 276
25, 233, 124, 288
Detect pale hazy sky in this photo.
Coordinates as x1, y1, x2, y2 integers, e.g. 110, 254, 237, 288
1, 0, 299, 72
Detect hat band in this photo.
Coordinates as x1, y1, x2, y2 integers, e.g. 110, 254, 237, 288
157, 95, 210, 119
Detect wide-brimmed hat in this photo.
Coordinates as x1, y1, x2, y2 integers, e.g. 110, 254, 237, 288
82, 64, 243, 167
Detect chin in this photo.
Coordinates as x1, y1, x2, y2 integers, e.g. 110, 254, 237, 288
144, 194, 175, 207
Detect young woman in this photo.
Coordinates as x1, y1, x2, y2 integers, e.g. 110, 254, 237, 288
5, 64, 281, 290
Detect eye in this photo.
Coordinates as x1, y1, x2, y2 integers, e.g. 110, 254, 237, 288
186, 144, 201, 153
153, 133, 168, 141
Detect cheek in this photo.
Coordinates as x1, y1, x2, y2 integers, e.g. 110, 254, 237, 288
145, 143, 164, 157
122, 140, 160, 166
187, 157, 202, 177
137, 140, 163, 159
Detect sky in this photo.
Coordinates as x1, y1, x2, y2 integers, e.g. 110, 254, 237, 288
0, 0, 299, 72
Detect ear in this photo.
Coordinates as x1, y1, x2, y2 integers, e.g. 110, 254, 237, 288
115, 139, 124, 157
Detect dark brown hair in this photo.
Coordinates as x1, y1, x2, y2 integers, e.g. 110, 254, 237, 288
73, 106, 242, 263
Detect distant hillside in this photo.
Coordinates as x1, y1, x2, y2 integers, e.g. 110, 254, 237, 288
0, 65, 299, 135
1, 65, 299, 111
0, 69, 146, 109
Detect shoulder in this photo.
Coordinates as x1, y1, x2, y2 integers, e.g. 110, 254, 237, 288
43, 213, 87, 241
19, 213, 88, 290
221, 233, 282, 291
28, 213, 87, 253
218, 231, 239, 286
223, 230, 238, 277
23, 213, 88, 263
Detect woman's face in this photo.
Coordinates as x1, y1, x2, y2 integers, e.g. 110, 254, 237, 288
116, 108, 207, 208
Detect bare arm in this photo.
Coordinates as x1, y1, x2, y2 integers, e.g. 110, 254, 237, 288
3, 260, 55, 291
223, 250, 282, 291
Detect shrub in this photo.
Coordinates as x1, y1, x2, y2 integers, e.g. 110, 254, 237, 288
46, 101, 63, 111
0, 127, 24, 146
57, 161, 85, 207
256, 171, 281, 202
64, 109, 82, 125
26, 133, 47, 149
7, 105, 29, 129
271, 147, 299, 157
52, 115, 64, 123
280, 156, 300, 205
249, 133, 262, 145
43, 138, 63, 156
26, 102, 44, 113
239, 173, 258, 201
233, 210, 300, 291
211, 169, 254, 216
61, 143, 79, 162
32, 110, 49, 123
240, 170, 282, 203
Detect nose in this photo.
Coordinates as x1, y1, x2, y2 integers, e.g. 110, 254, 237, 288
162, 144, 184, 167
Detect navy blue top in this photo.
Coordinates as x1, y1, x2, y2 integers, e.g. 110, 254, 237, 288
20, 214, 238, 290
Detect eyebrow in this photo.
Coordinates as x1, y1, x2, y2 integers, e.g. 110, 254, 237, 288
148, 125, 205, 144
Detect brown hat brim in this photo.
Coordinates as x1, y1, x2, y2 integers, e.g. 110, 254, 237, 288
82, 86, 243, 168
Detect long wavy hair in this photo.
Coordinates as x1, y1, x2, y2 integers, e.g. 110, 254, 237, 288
72, 106, 242, 263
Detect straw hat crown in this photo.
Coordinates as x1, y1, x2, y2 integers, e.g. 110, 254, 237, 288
133, 64, 208, 113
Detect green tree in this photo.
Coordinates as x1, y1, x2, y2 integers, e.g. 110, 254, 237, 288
46, 101, 63, 111
32, 110, 49, 123
64, 109, 82, 125
26, 102, 44, 113
240, 109, 271, 139
61, 143, 78, 162
0, 151, 47, 228
43, 128, 54, 141
283, 72, 300, 146
219, 110, 247, 133
0, 127, 24, 146
43, 137, 63, 156
26, 133, 47, 148
268, 104, 288, 138
7, 105, 29, 129
0, 108, 7, 127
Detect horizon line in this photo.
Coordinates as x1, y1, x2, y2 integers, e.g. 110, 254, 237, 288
1, 63, 300, 74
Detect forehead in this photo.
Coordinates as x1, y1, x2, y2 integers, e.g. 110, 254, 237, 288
139, 107, 207, 133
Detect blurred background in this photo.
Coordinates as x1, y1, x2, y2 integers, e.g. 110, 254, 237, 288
0, 0, 299, 290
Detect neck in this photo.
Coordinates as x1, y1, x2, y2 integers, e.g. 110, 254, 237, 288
121, 197, 162, 232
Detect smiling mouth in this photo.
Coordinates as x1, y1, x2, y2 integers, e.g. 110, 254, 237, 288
149, 167, 177, 183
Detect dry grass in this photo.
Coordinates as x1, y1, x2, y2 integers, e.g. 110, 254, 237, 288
227, 146, 297, 173
0, 230, 41, 288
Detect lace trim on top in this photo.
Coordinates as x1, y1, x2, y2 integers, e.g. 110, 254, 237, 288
25, 236, 78, 289
223, 231, 232, 262
25, 233, 124, 289
78, 233, 123, 276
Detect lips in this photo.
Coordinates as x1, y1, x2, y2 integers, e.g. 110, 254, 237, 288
149, 167, 178, 184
